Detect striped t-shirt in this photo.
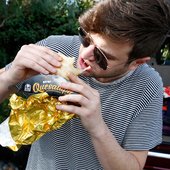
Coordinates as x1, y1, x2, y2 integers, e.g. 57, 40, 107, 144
25, 35, 163, 170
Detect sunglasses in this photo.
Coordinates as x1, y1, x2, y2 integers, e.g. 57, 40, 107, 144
78, 27, 108, 70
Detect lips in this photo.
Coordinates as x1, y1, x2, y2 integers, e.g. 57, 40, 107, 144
79, 58, 91, 72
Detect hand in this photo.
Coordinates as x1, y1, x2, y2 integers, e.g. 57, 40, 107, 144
6, 44, 62, 85
56, 74, 106, 136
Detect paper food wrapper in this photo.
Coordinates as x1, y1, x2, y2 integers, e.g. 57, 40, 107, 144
0, 92, 75, 151
0, 75, 75, 151
0, 53, 83, 151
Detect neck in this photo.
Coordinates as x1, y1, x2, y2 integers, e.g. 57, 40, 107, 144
95, 71, 131, 83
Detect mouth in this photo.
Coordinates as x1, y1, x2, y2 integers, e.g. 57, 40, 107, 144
79, 58, 92, 72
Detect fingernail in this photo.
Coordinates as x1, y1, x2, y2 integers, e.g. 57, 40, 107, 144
58, 57, 63, 61
56, 105, 61, 109
51, 69, 57, 74
43, 70, 49, 74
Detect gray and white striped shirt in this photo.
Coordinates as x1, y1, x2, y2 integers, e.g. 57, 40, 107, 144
26, 35, 163, 170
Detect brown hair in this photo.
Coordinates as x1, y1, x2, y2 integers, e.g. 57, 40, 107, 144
78, 0, 170, 62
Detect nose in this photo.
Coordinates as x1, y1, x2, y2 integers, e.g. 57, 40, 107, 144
81, 44, 96, 61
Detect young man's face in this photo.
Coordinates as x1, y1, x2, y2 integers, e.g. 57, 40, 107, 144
77, 33, 137, 83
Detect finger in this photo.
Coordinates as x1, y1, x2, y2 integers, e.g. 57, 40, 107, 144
58, 94, 88, 107
56, 103, 82, 116
23, 60, 51, 74
29, 44, 63, 61
59, 82, 94, 100
15, 51, 56, 74
16, 45, 60, 74
24, 51, 58, 74
68, 73, 95, 93
27, 44, 63, 68
68, 73, 88, 86
13, 57, 50, 75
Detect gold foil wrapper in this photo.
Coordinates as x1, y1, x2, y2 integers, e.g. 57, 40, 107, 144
8, 92, 75, 151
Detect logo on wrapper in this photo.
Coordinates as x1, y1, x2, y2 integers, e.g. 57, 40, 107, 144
24, 84, 31, 92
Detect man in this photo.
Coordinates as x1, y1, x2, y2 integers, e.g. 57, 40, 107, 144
1, 0, 170, 169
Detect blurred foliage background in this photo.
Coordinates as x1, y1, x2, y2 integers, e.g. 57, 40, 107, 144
0, 0, 94, 122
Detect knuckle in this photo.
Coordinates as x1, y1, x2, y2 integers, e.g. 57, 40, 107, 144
28, 43, 34, 46
79, 86, 85, 92
78, 95, 84, 101
83, 110, 91, 118
20, 45, 28, 50
94, 90, 100, 97
43, 53, 52, 60
30, 61, 37, 68
65, 106, 75, 114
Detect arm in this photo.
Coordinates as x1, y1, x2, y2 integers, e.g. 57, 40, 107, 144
0, 44, 62, 103
90, 125, 148, 170
0, 68, 14, 103
56, 74, 148, 170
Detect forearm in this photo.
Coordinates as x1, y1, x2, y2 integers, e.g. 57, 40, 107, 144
0, 68, 15, 103
90, 124, 143, 170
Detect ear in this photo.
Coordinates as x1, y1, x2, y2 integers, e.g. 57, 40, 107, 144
129, 57, 151, 70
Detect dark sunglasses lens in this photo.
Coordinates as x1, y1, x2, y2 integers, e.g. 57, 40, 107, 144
79, 28, 90, 47
94, 47, 107, 70
79, 27, 85, 37
83, 37, 90, 47
79, 27, 108, 70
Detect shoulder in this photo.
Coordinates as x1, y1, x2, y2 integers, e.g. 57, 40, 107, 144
131, 64, 163, 91
118, 64, 164, 108
36, 35, 81, 57
36, 35, 80, 47
134, 64, 162, 80
129, 64, 163, 115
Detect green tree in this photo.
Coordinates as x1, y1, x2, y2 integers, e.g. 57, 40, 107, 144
0, 0, 94, 67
